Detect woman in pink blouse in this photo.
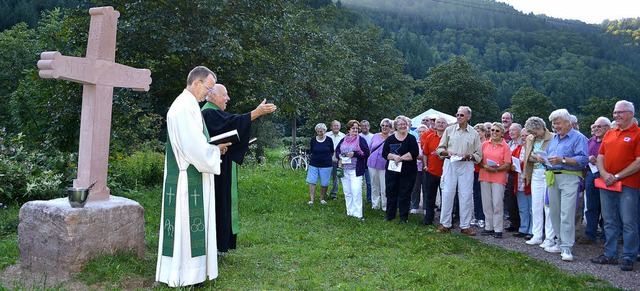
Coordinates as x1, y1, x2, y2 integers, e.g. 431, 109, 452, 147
479, 122, 512, 238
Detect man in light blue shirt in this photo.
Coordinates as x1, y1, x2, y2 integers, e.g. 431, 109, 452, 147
540, 109, 589, 262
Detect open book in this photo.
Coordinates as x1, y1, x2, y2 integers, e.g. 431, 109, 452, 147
209, 129, 240, 145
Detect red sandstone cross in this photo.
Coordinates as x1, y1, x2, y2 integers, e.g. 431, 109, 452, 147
37, 6, 152, 202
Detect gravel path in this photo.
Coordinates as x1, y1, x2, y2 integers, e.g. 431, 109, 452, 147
464, 219, 640, 290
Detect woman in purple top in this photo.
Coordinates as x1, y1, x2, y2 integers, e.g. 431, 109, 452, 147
367, 118, 393, 211
306, 123, 334, 205
581, 117, 611, 243
335, 120, 370, 220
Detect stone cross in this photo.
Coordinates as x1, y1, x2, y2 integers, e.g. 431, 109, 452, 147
37, 6, 152, 202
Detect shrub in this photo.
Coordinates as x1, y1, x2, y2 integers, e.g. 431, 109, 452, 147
109, 145, 164, 190
0, 129, 76, 204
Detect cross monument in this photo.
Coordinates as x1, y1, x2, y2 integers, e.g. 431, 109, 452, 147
37, 6, 152, 202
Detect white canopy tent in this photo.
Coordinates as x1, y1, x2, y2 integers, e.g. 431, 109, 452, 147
410, 108, 456, 129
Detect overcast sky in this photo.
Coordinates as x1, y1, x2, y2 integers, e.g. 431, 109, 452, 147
498, 0, 640, 24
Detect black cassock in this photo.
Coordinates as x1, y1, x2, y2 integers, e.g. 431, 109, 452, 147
202, 106, 252, 252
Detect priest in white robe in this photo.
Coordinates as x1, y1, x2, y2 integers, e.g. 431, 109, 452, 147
156, 66, 231, 287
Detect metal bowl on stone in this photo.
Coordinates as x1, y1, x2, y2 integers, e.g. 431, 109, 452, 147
67, 180, 97, 208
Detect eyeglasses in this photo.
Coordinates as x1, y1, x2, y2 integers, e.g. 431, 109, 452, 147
200, 80, 215, 94
381, 124, 390, 128
613, 110, 631, 115
456, 114, 465, 117
491, 129, 501, 133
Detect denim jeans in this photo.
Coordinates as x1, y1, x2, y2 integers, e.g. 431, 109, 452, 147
472, 171, 485, 220
364, 166, 372, 203
584, 171, 602, 241
600, 186, 639, 261
517, 191, 532, 234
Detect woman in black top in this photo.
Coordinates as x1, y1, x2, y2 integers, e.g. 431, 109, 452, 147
305, 123, 334, 204
382, 116, 419, 223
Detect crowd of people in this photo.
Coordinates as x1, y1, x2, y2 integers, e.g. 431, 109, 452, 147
305, 102, 640, 272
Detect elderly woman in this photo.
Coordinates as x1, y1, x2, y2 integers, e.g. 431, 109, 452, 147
335, 120, 370, 220
383, 116, 419, 223
471, 123, 488, 228
478, 122, 512, 238
306, 123, 334, 205
523, 116, 557, 247
367, 118, 393, 211
410, 124, 428, 214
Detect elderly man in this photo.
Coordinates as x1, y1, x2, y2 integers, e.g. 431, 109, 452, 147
505, 123, 522, 233
591, 100, 640, 272
541, 109, 589, 262
421, 116, 447, 225
157, 66, 228, 287
579, 117, 611, 244
202, 84, 276, 253
360, 120, 374, 203
502, 112, 514, 141
436, 106, 482, 236
328, 120, 345, 199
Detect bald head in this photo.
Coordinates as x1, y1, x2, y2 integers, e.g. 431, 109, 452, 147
206, 84, 230, 110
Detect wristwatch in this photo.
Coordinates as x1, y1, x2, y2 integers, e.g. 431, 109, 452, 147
562, 157, 567, 164
614, 174, 620, 180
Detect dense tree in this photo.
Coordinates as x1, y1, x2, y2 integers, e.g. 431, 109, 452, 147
506, 87, 555, 126
413, 57, 499, 123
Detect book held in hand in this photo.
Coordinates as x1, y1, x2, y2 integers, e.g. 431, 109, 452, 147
209, 129, 240, 145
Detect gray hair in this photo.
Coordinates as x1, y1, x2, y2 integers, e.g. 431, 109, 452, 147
186, 66, 216, 87
380, 118, 393, 130
615, 100, 635, 114
393, 115, 408, 129
510, 123, 522, 131
525, 116, 546, 131
331, 120, 341, 126
549, 109, 571, 122
458, 106, 472, 116
315, 123, 327, 131
416, 124, 428, 131
569, 114, 578, 125
594, 116, 612, 126
491, 122, 505, 133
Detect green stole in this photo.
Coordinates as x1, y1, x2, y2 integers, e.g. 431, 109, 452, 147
201, 102, 240, 234
161, 124, 208, 257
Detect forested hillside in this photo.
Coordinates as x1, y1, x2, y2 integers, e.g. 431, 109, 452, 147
341, 0, 640, 118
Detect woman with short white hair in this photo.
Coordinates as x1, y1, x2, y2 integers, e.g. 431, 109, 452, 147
306, 123, 334, 205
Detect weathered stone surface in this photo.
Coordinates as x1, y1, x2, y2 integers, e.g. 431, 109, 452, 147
18, 196, 146, 279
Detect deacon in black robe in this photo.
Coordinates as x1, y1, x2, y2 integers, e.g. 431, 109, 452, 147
201, 84, 276, 252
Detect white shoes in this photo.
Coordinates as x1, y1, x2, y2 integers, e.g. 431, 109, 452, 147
307, 201, 314, 205
410, 209, 419, 214
525, 237, 543, 245
539, 239, 555, 248
320, 200, 327, 205
544, 245, 562, 253
561, 249, 573, 261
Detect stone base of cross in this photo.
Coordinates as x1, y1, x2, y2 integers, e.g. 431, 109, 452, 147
37, 6, 152, 201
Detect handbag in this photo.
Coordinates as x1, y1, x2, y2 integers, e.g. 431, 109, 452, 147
336, 160, 344, 178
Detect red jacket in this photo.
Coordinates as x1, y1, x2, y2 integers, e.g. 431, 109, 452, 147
511, 144, 531, 196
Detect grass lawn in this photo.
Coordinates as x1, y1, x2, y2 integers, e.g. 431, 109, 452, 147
0, 148, 612, 290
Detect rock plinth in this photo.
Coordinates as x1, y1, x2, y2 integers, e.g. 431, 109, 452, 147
18, 196, 146, 278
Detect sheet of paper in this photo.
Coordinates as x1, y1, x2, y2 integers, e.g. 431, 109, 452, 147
588, 162, 598, 174
450, 155, 463, 162
486, 158, 499, 167
511, 156, 521, 173
340, 156, 352, 164
534, 150, 553, 168
388, 161, 402, 172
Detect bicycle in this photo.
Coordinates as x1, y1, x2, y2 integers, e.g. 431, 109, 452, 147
281, 146, 309, 171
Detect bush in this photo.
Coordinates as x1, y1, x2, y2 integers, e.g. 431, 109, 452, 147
109, 145, 164, 190
0, 129, 76, 204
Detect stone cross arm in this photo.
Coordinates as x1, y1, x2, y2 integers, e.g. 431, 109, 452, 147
37, 51, 152, 91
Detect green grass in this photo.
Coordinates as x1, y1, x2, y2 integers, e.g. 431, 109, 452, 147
0, 148, 614, 290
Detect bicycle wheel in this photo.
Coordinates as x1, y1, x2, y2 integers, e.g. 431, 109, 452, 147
281, 155, 291, 169
290, 156, 308, 171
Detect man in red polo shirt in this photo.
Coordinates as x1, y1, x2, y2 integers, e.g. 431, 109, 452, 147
591, 100, 640, 272
421, 116, 447, 225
